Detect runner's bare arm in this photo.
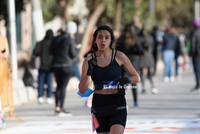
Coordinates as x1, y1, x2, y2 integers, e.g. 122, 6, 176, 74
79, 56, 92, 94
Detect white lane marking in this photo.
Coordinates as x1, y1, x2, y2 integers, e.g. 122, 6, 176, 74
126, 118, 200, 131
0, 118, 200, 134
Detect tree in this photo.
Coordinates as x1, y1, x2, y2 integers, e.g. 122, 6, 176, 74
41, 0, 59, 23
155, 0, 195, 28
113, 0, 122, 38
78, 2, 106, 61
55, 0, 71, 29
40, 0, 196, 59
0, 0, 28, 24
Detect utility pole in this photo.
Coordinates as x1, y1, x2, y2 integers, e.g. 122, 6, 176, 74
195, 0, 200, 20
31, 0, 44, 42
7, 0, 18, 80
149, 0, 155, 14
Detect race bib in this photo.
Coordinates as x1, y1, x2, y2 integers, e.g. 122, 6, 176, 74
91, 112, 99, 132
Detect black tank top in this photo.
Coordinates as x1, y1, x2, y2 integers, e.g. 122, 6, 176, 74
91, 49, 122, 90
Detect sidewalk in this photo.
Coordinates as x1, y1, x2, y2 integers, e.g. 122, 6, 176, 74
12, 67, 80, 106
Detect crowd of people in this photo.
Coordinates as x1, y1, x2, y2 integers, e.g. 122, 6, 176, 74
30, 21, 80, 117
115, 16, 191, 109
13, 15, 200, 133
77, 17, 200, 133
77, 17, 199, 133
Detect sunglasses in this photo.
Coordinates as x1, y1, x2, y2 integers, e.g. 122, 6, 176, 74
1, 49, 6, 53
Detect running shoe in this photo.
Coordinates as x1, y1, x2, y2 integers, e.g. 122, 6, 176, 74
163, 76, 169, 83
151, 88, 159, 94
134, 103, 139, 108
86, 99, 92, 108
59, 110, 72, 117
170, 76, 175, 82
141, 89, 146, 94
38, 97, 44, 104
55, 110, 72, 117
191, 87, 200, 92
46, 98, 54, 105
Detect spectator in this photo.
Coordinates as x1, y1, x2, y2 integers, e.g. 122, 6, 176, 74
138, 25, 158, 94
174, 27, 183, 80
131, 16, 141, 35
33, 29, 54, 104
116, 23, 143, 107
156, 25, 166, 52
66, 22, 81, 81
72, 44, 81, 80
186, 30, 194, 70
57, 29, 63, 36
0, 34, 9, 128
50, 21, 78, 117
189, 19, 200, 92
0, 35, 9, 59
151, 26, 159, 78
162, 27, 180, 82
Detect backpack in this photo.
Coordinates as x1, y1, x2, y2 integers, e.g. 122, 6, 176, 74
30, 41, 41, 69
141, 39, 151, 55
22, 67, 38, 88
131, 43, 143, 55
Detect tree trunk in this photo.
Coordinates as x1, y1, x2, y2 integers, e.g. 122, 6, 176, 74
113, 0, 122, 39
134, 0, 142, 17
32, 0, 45, 41
78, 3, 105, 61
56, 0, 70, 30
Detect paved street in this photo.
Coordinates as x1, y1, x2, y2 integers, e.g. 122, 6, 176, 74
1, 69, 200, 134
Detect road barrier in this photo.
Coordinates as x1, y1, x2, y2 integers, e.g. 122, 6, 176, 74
0, 58, 23, 122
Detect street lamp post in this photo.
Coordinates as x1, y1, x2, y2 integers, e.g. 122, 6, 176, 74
7, 0, 18, 80
195, 0, 200, 20
149, 0, 155, 14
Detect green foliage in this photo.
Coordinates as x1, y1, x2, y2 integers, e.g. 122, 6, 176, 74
155, 0, 195, 28
119, 0, 195, 30
121, 0, 150, 26
0, 0, 196, 30
121, 0, 136, 24
42, 0, 75, 22
104, 0, 116, 18
41, 0, 60, 22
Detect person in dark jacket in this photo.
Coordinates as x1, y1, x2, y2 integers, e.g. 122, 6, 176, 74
131, 16, 141, 35
116, 23, 143, 107
50, 21, 78, 117
189, 19, 200, 92
138, 25, 158, 94
34, 29, 54, 104
174, 27, 183, 80
151, 26, 159, 78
